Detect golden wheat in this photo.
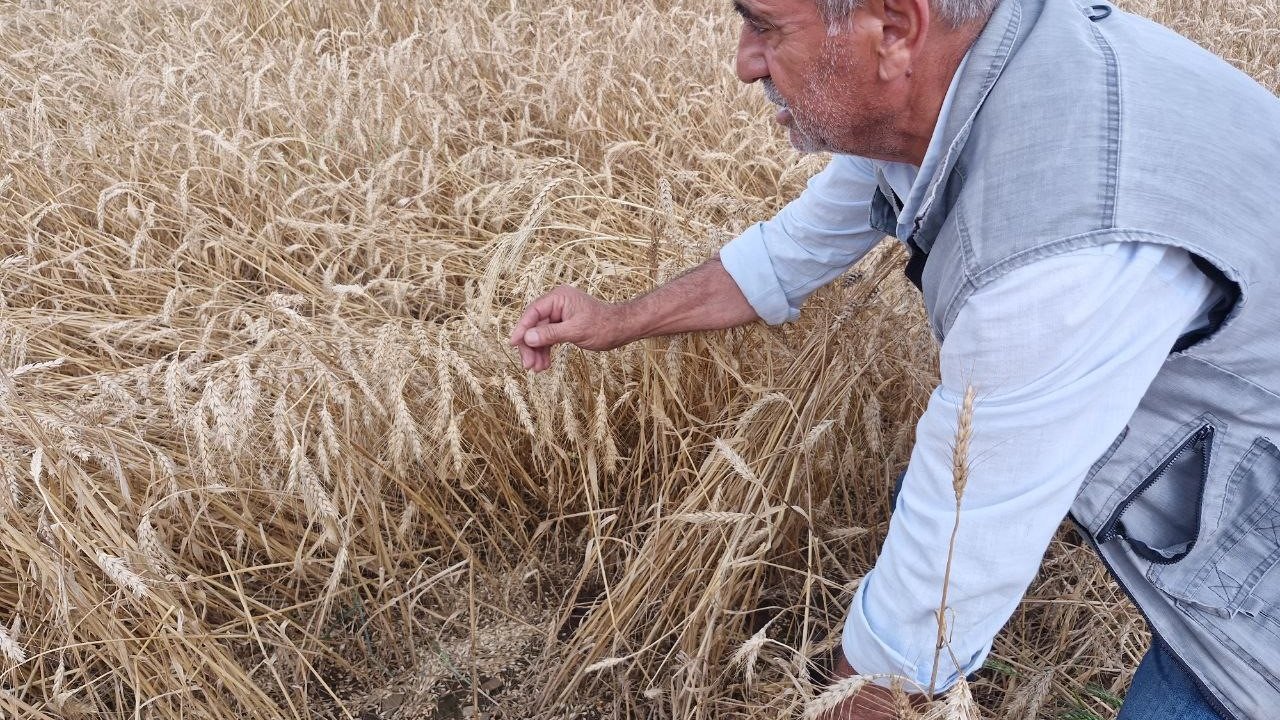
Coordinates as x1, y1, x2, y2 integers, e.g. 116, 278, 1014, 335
0, 0, 1273, 718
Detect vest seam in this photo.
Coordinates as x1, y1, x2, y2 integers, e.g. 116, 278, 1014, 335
1089, 21, 1122, 229
942, 205, 980, 332
936, 227, 1245, 337
1178, 353, 1280, 404
982, 2, 1021, 101
972, 227, 1243, 287
953, 168, 976, 275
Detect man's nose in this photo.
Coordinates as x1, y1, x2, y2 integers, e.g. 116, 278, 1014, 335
735, 26, 768, 84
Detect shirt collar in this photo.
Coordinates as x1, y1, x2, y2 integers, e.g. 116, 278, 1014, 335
893, 0, 1028, 249
894, 47, 973, 238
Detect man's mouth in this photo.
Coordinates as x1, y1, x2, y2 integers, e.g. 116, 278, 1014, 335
775, 106, 793, 125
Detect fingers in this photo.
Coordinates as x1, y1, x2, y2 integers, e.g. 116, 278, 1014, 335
517, 338, 537, 366
508, 293, 553, 371
514, 336, 547, 372
531, 347, 551, 372
507, 286, 593, 372
522, 319, 565, 348
509, 293, 561, 346
526, 318, 554, 371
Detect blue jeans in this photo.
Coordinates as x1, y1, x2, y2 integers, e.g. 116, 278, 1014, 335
1118, 639, 1227, 720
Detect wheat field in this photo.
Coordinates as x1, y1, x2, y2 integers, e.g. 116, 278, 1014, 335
0, 0, 1275, 718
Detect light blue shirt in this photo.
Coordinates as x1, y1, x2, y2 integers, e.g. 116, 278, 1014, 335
717, 65, 1223, 689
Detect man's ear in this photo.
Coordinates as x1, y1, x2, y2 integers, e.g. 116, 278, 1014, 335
877, 0, 930, 81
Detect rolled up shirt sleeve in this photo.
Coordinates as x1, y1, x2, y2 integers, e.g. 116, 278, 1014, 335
718, 154, 886, 324
841, 242, 1221, 691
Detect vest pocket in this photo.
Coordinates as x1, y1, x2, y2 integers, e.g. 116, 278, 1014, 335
1098, 420, 1214, 564
1148, 437, 1280, 617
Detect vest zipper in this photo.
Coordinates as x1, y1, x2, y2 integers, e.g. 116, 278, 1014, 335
1097, 424, 1213, 551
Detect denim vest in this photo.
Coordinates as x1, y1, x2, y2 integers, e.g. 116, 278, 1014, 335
869, 0, 1280, 716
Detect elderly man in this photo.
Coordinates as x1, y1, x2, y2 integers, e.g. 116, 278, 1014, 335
509, 0, 1280, 717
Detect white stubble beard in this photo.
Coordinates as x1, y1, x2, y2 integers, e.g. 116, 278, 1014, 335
761, 77, 830, 153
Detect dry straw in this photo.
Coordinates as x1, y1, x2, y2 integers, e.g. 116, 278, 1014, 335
0, 0, 1270, 718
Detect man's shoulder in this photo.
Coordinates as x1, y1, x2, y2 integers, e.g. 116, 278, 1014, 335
959, 2, 1280, 240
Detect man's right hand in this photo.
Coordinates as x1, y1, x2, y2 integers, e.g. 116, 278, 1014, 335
508, 286, 628, 372
507, 258, 758, 373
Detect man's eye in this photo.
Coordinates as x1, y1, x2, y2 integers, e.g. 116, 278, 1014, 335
747, 19, 769, 34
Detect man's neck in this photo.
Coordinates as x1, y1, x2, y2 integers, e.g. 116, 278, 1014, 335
898, 24, 984, 165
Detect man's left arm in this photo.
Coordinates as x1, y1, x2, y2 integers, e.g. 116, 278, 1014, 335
826, 242, 1221, 715
718, 154, 886, 324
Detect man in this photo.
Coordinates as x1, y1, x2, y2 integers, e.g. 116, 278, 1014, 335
509, 0, 1280, 717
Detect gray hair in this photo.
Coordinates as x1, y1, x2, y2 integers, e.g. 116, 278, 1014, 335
816, 0, 999, 28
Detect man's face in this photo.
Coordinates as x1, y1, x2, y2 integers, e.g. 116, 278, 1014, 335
734, 0, 896, 156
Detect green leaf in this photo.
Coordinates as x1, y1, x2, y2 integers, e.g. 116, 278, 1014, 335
1057, 709, 1104, 720
983, 657, 1018, 677
1084, 683, 1125, 709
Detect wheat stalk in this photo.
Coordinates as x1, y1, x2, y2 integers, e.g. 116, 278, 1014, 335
929, 385, 975, 696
